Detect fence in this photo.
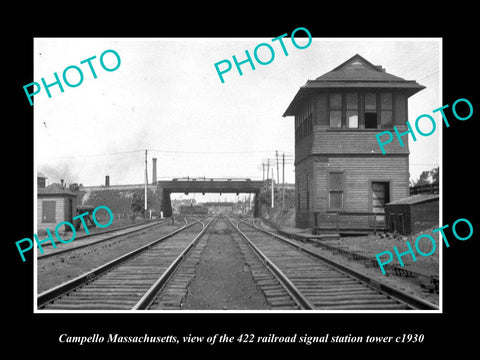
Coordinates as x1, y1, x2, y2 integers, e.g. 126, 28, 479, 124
409, 183, 439, 195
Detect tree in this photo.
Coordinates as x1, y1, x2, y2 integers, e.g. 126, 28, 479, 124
69, 183, 82, 192
416, 171, 431, 186
131, 191, 145, 216
87, 189, 131, 216
430, 167, 439, 184
411, 166, 439, 187
130, 189, 156, 216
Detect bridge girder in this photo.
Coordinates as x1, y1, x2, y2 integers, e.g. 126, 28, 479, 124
156, 180, 263, 217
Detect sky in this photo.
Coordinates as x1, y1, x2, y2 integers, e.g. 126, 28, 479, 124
34, 37, 441, 201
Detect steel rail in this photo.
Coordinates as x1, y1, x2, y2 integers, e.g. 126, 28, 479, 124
37, 218, 197, 309
224, 216, 315, 310
257, 219, 439, 291
37, 219, 178, 260
40, 219, 167, 248
132, 217, 216, 310
241, 219, 439, 311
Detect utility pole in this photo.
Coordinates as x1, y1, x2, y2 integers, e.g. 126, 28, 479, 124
262, 163, 265, 181
276, 150, 279, 184
271, 168, 274, 208
144, 149, 148, 214
282, 152, 285, 209
266, 159, 270, 181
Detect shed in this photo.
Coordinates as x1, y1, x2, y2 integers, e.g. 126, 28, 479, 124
37, 183, 77, 232
384, 194, 439, 235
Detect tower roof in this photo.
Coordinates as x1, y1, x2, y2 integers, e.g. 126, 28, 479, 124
283, 54, 425, 116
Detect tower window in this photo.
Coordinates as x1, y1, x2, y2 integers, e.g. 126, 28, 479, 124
364, 92, 377, 129
380, 92, 393, 128
329, 94, 342, 128
346, 92, 358, 128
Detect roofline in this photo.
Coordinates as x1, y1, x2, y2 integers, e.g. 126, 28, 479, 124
330, 54, 379, 72
386, 195, 439, 206
38, 193, 78, 197
305, 79, 425, 85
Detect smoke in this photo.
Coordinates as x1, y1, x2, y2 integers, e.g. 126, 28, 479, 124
38, 162, 80, 186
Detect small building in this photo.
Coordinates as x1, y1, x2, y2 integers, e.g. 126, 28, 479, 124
37, 172, 47, 188
384, 194, 439, 235
283, 54, 425, 231
37, 183, 77, 232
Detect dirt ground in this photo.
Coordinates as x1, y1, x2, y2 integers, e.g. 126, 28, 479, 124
182, 219, 268, 310
324, 228, 441, 277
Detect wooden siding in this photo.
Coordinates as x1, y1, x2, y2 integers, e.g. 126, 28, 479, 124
293, 90, 411, 229
38, 197, 64, 231
295, 91, 411, 162
318, 156, 408, 228
295, 133, 313, 163
304, 90, 411, 157
295, 158, 315, 228
295, 155, 408, 229
37, 196, 76, 232
411, 200, 439, 234
385, 199, 439, 235
312, 127, 410, 155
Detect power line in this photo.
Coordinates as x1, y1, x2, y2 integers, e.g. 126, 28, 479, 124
37, 149, 144, 160
38, 148, 293, 160
149, 149, 287, 154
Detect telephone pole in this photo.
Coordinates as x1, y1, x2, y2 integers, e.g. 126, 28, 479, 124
271, 168, 274, 208
282, 152, 285, 209
144, 149, 148, 213
266, 159, 270, 181
276, 150, 279, 184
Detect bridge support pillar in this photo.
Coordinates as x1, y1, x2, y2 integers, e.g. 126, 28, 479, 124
161, 189, 172, 217
253, 192, 260, 217
157, 187, 173, 217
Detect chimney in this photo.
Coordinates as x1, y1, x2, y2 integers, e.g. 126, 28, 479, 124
152, 158, 157, 184
60, 179, 64, 188
105, 175, 110, 187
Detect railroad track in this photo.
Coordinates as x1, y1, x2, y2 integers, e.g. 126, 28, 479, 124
37, 219, 174, 259
226, 216, 438, 311
258, 219, 439, 293
38, 217, 214, 310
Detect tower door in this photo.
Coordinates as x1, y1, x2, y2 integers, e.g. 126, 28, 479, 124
371, 182, 390, 225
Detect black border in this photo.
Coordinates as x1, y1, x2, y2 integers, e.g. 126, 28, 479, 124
8, 8, 478, 353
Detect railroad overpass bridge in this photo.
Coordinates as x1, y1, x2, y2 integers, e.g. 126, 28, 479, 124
157, 178, 264, 217
80, 178, 264, 217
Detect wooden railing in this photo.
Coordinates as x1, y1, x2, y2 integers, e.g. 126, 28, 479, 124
313, 211, 385, 233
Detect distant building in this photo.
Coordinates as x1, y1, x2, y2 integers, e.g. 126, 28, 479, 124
202, 202, 234, 214
283, 54, 425, 230
37, 183, 77, 232
178, 204, 208, 215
